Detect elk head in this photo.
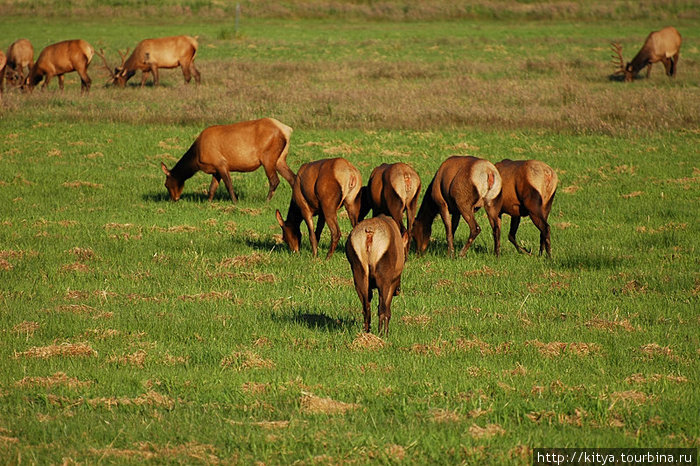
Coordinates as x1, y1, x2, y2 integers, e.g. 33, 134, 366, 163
96, 48, 129, 87
611, 42, 633, 82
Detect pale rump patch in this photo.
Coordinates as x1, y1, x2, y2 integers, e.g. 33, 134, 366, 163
471, 161, 502, 201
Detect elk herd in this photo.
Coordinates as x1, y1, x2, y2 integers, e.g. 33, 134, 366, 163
0, 25, 683, 96
0, 25, 682, 334
160, 117, 559, 335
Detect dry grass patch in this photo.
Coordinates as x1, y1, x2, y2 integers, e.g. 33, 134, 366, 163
60, 262, 91, 273
607, 390, 654, 405
107, 350, 147, 368
455, 337, 493, 355
400, 314, 431, 326
15, 372, 92, 390
625, 373, 688, 384
621, 191, 643, 199
463, 265, 501, 277
242, 382, 269, 394
526, 339, 601, 357
179, 291, 237, 301
430, 408, 461, 423
151, 224, 199, 233
68, 247, 95, 261
87, 390, 176, 410
300, 391, 359, 415
469, 423, 505, 439
11, 320, 39, 337
14, 342, 97, 359
218, 252, 268, 268
90, 441, 218, 463
349, 332, 385, 351
220, 351, 275, 371
640, 343, 675, 359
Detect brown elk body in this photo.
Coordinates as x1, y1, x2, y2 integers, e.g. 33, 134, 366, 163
360, 163, 421, 254
612, 26, 682, 82
108, 35, 200, 87
346, 215, 408, 335
412, 156, 502, 257
276, 158, 362, 260
495, 159, 558, 257
24, 39, 94, 93
2, 39, 34, 89
160, 118, 294, 203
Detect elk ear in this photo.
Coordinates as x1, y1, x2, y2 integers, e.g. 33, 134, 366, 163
160, 162, 171, 176
275, 209, 285, 227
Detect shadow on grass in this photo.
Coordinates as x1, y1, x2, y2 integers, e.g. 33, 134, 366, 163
271, 308, 356, 332
142, 191, 245, 203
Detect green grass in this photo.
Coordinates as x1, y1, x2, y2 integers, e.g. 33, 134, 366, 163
1, 5, 699, 464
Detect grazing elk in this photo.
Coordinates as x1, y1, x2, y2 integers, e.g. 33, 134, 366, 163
23, 39, 94, 94
611, 26, 682, 82
360, 163, 421, 254
495, 159, 558, 257
346, 215, 408, 336
2, 39, 34, 89
160, 118, 294, 203
276, 158, 362, 260
100, 35, 200, 87
412, 156, 502, 257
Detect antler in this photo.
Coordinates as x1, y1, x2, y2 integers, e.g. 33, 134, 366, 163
610, 42, 625, 75
96, 48, 117, 81
117, 48, 130, 68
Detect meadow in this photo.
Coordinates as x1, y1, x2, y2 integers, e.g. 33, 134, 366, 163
0, 2, 698, 463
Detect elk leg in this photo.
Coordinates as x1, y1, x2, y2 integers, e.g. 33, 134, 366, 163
349, 252, 372, 332
508, 215, 529, 254
646, 63, 653, 79
456, 204, 481, 257
42, 74, 52, 90
315, 214, 325, 242
323, 213, 341, 260
302, 212, 318, 257
140, 71, 149, 87
151, 66, 160, 86
208, 175, 221, 200
181, 62, 192, 83
484, 201, 502, 257
437, 204, 455, 257
219, 169, 237, 203
377, 277, 398, 337
317, 180, 344, 259
77, 68, 91, 94
263, 163, 280, 202
191, 62, 201, 84
529, 214, 551, 257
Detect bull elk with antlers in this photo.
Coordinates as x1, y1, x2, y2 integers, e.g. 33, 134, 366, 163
99, 35, 200, 87
611, 26, 682, 82
23, 39, 94, 94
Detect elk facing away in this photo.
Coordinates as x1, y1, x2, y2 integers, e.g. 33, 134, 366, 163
495, 159, 558, 257
346, 215, 408, 336
360, 162, 421, 255
160, 118, 294, 202
1, 39, 34, 90
276, 158, 362, 260
100, 35, 200, 87
24, 39, 94, 93
412, 156, 502, 257
611, 26, 682, 82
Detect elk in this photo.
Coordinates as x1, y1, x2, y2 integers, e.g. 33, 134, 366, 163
100, 35, 200, 87
160, 118, 294, 203
495, 159, 558, 257
276, 158, 362, 260
2, 39, 34, 89
23, 39, 94, 93
412, 156, 502, 257
359, 162, 421, 255
346, 215, 408, 336
611, 26, 682, 82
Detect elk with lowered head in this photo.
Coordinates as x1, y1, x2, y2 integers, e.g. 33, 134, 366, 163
276, 157, 362, 260
100, 35, 200, 87
346, 215, 408, 336
495, 159, 558, 257
23, 39, 94, 94
360, 162, 421, 254
160, 118, 294, 203
412, 156, 502, 257
2, 39, 34, 90
611, 26, 682, 82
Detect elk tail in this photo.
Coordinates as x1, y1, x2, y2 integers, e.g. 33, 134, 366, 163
273, 120, 296, 186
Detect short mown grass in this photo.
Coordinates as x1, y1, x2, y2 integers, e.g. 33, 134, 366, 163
1, 4, 698, 464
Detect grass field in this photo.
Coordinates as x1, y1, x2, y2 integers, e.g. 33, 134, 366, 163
1, 2, 699, 464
